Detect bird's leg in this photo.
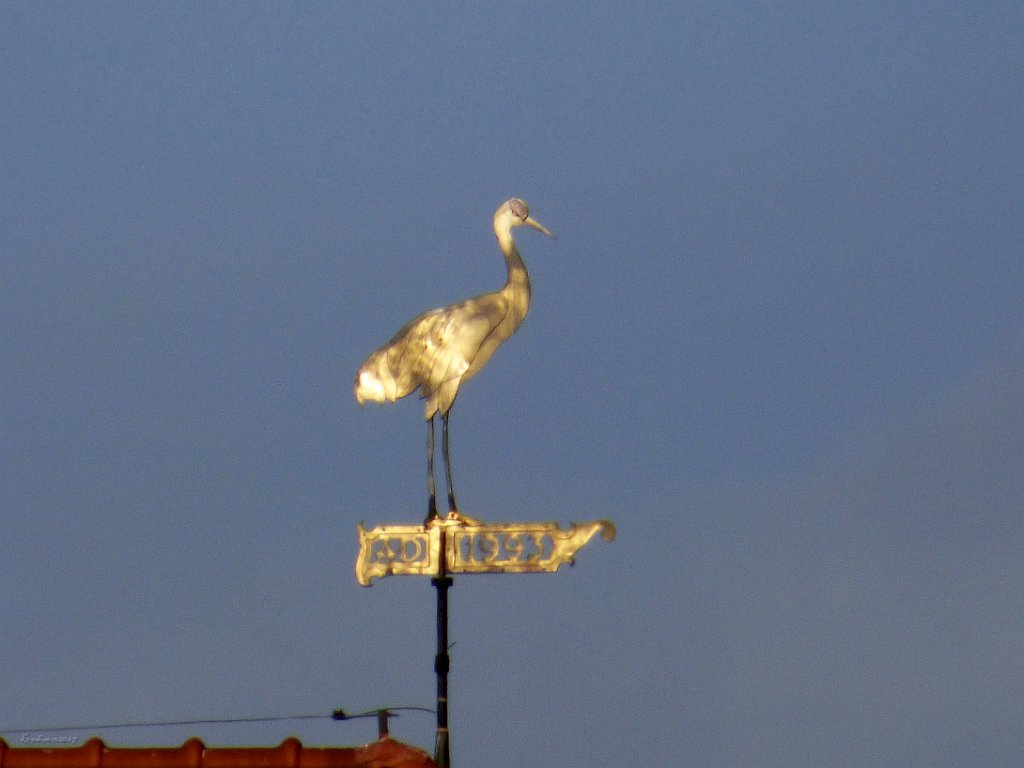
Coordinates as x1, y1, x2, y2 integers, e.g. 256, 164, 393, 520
442, 410, 458, 515
426, 416, 438, 524
441, 412, 482, 524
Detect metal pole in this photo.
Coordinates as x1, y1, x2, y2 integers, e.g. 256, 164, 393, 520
432, 526, 452, 768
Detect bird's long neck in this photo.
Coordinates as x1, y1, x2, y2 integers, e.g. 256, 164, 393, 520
496, 226, 531, 322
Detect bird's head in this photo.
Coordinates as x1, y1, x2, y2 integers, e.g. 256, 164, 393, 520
494, 198, 555, 240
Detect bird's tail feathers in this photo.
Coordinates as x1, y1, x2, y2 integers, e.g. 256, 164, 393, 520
354, 348, 418, 405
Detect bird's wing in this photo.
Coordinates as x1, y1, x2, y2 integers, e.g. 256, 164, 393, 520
354, 293, 511, 412
355, 308, 454, 404
405, 295, 510, 388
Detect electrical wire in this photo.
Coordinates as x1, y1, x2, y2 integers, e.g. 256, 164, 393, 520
0, 707, 434, 735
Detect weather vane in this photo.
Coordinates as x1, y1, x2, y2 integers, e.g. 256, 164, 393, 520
353, 198, 613, 768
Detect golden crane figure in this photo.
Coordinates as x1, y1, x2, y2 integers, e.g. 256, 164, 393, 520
355, 198, 555, 523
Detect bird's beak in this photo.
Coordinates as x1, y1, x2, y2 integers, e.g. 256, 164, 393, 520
525, 216, 556, 239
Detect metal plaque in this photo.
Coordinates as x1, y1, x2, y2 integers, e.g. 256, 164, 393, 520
356, 518, 614, 586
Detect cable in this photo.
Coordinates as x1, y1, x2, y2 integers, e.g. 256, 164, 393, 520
1, 707, 434, 736
332, 707, 435, 720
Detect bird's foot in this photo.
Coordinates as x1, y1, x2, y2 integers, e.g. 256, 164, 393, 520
425, 496, 439, 526
446, 509, 483, 525
424, 499, 483, 526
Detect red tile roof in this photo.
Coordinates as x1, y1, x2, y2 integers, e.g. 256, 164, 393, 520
0, 737, 435, 768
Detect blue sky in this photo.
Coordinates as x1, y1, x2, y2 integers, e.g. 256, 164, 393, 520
2, 3, 1021, 767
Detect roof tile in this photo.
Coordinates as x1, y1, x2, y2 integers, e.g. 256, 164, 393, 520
0, 737, 434, 768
